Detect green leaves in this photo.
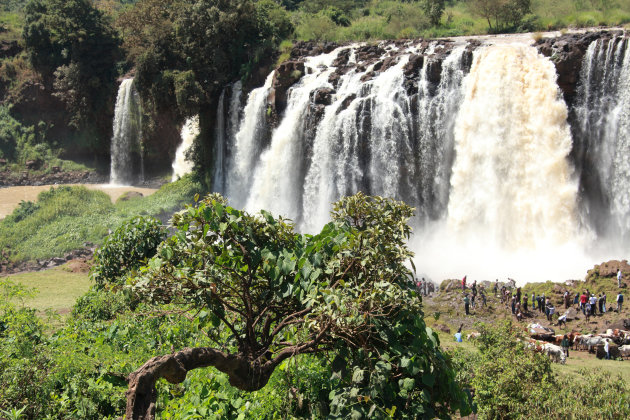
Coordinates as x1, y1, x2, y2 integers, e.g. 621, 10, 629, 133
90, 216, 166, 288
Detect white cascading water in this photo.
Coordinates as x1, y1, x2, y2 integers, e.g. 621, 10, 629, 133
573, 37, 630, 240
413, 44, 593, 283
171, 116, 199, 182
244, 51, 341, 218
302, 47, 418, 230
416, 45, 468, 221
227, 72, 274, 207
110, 78, 142, 185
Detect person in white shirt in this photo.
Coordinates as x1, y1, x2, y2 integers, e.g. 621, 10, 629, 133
618, 269, 622, 288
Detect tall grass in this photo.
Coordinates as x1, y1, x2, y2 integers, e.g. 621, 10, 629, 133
0, 175, 204, 264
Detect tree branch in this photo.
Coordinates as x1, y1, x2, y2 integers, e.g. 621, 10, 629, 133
125, 347, 275, 420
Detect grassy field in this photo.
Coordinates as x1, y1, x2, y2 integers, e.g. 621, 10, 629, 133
4, 265, 90, 315
553, 348, 630, 378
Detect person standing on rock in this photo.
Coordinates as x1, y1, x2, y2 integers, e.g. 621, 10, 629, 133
618, 269, 622, 288
617, 292, 624, 312
464, 294, 470, 315
462, 275, 467, 291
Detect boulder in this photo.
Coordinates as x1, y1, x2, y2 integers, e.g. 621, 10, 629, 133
436, 324, 451, 333
564, 307, 579, 321
403, 54, 423, 77
117, 191, 144, 202
312, 87, 334, 106
271, 60, 305, 116
441, 279, 460, 293
336, 94, 356, 114
25, 159, 43, 170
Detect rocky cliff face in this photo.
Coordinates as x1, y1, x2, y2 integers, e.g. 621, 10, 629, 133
536, 30, 626, 106
263, 30, 624, 123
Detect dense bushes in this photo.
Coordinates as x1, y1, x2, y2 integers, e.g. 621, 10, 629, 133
450, 321, 630, 419
90, 216, 166, 288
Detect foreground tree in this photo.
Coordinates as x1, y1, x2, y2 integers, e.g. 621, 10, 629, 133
123, 193, 467, 419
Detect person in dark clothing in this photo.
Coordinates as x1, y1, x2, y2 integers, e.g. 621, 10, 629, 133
511, 296, 516, 314
464, 295, 470, 315
523, 294, 528, 312
516, 287, 521, 304
561, 334, 570, 358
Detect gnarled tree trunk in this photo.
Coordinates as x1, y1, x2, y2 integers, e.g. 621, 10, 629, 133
125, 347, 274, 420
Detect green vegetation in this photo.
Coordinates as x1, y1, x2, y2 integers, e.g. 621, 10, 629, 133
0, 175, 203, 264
450, 321, 630, 419
90, 216, 166, 288
0, 194, 470, 419
124, 192, 466, 418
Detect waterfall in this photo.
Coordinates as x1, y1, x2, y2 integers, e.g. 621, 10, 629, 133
414, 44, 593, 283
211, 35, 629, 284
244, 51, 340, 219
448, 45, 579, 247
226, 72, 274, 207
110, 79, 142, 185
573, 37, 630, 242
171, 116, 199, 182
212, 82, 243, 194
416, 46, 468, 221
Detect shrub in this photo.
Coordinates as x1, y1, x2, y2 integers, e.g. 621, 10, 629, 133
464, 321, 556, 419
90, 216, 166, 288
72, 289, 131, 322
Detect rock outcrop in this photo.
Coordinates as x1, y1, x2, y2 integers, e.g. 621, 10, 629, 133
536, 30, 625, 106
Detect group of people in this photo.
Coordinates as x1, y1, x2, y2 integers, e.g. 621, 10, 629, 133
462, 277, 486, 315
415, 277, 429, 297
460, 274, 626, 321
576, 289, 624, 320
